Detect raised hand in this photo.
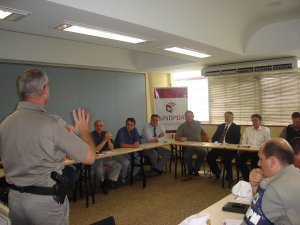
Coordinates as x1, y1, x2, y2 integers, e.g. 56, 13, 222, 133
72, 108, 90, 135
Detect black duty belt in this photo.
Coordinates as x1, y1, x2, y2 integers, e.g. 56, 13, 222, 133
9, 183, 54, 195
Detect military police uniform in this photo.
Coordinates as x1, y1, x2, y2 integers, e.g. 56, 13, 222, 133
0, 102, 89, 225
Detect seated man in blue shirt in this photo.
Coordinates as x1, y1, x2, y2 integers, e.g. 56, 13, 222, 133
91, 120, 121, 194
141, 114, 171, 175
114, 118, 140, 183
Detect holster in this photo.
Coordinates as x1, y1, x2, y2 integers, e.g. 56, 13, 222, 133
51, 171, 69, 204
52, 182, 67, 204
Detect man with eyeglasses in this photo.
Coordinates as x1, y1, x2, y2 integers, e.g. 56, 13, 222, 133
206, 111, 241, 180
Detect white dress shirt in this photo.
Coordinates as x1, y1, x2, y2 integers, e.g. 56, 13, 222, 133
242, 125, 271, 146
141, 123, 166, 144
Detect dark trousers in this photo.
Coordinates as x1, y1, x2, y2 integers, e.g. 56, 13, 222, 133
236, 152, 259, 181
183, 147, 206, 174
206, 148, 237, 176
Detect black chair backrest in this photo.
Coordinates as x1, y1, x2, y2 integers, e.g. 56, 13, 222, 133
90, 216, 116, 225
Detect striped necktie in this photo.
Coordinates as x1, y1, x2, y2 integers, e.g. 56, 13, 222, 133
219, 125, 228, 142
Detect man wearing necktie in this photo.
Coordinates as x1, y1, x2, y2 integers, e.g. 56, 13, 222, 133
141, 114, 171, 175
206, 111, 241, 180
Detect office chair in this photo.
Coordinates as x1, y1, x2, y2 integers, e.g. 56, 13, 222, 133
90, 216, 116, 225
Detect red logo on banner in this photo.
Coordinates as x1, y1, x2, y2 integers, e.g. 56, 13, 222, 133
166, 102, 176, 113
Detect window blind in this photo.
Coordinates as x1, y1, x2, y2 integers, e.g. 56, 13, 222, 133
208, 72, 300, 125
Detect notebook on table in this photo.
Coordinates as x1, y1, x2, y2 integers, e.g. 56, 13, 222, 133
222, 202, 250, 214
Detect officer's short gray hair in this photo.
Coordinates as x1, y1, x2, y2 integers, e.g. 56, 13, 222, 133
17, 68, 49, 99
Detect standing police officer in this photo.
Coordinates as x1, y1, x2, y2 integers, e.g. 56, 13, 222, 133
0, 68, 96, 225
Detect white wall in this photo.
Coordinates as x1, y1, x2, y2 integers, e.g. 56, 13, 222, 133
0, 30, 137, 72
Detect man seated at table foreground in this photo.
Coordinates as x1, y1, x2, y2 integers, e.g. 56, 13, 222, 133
175, 110, 209, 176
244, 138, 300, 225
140, 114, 171, 175
91, 120, 122, 194
114, 117, 140, 183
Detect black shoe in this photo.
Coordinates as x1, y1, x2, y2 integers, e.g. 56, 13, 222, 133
110, 181, 119, 189
153, 167, 163, 175
188, 171, 193, 177
193, 171, 199, 176
100, 181, 108, 194
105, 179, 118, 189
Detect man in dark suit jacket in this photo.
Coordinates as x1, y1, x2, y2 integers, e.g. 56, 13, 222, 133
206, 111, 241, 179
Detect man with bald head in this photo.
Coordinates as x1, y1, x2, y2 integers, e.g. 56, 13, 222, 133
91, 120, 121, 194
244, 138, 300, 225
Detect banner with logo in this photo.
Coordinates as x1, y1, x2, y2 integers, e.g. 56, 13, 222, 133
154, 87, 188, 133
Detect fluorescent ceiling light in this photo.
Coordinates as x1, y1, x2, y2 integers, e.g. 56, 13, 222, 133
0, 6, 30, 21
0, 10, 11, 19
53, 22, 147, 44
164, 47, 211, 58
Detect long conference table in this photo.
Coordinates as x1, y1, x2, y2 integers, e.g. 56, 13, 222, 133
1, 139, 259, 184
167, 139, 259, 187
0, 140, 257, 209
64, 141, 171, 189
180, 193, 250, 225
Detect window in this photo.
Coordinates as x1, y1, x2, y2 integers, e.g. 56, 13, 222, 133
209, 75, 260, 124
260, 73, 300, 125
209, 72, 300, 125
172, 70, 300, 125
172, 71, 209, 121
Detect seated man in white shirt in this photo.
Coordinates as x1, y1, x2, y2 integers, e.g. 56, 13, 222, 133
140, 114, 171, 175
236, 114, 271, 181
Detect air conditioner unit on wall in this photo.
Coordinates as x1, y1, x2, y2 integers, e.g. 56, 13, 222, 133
203, 57, 299, 77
